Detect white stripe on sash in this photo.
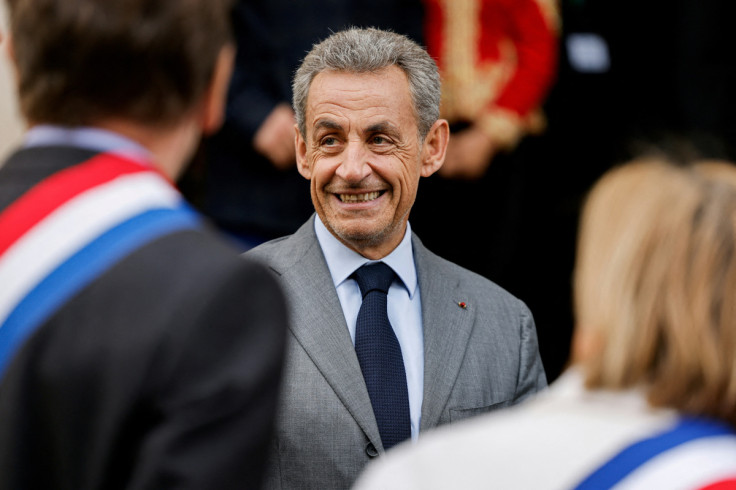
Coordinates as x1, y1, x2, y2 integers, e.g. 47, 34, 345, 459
0, 172, 181, 327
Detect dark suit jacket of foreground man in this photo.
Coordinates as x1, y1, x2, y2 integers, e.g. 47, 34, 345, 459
247, 216, 546, 489
0, 144, 287, 490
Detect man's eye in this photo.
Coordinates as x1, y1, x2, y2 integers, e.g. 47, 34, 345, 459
371, 135, 390, 145
321, 137, 338, 146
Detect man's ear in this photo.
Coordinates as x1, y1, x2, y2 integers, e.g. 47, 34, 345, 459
5, 32, 18, 80
200, 43, 236, 135
4, 32, 11, 60
295, 125, 312, 179
420, 119, 449, 178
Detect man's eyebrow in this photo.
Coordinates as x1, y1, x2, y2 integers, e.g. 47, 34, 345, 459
313, 119, 343, 132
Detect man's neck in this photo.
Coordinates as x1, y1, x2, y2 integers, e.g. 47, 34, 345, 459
325, 222, 409, 260
93, 117, 200, 180
314, 214, 417, 296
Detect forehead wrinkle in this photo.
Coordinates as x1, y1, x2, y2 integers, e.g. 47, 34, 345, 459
310, 83, 395, 113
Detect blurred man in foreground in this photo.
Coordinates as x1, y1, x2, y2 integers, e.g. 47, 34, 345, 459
0, 0, 286, 488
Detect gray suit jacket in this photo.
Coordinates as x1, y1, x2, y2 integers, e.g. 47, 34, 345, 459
246, 216, 547, 490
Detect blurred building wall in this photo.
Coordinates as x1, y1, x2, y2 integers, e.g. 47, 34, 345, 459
0, 2, 24, 164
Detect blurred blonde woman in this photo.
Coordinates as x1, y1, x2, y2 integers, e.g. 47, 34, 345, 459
354, 158, 736, 490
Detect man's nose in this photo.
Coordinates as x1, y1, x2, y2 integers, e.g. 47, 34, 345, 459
335, 140, 372, 183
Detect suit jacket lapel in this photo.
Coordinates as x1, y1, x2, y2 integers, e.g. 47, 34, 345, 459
413, 235, 476, 430
273, 218, 383, 448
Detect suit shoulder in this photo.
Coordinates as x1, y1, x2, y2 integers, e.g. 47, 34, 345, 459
419, 244, 530, 314
245, 234, 292, 263
244, 230, 319, 273
140, 226, 259, 272
105, 226, 279, 305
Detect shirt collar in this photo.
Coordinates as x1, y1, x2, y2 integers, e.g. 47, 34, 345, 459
23, 125, 151, 163
314, 215, 418, 298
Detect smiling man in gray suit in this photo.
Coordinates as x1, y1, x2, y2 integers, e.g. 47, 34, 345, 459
246, 27, 547, 490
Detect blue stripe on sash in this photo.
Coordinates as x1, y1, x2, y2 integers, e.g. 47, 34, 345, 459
0, 205, 201, 378
575, 416, 735, 489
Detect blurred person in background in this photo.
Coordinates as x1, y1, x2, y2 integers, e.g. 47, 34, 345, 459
0, 0, 287, 488
410, 0, 558, 288
409, 0, 562, 380
354, 157, 736, 489
529, 0, 736, 382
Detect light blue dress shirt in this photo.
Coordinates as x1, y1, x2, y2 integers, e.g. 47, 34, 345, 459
314, 215, 424, 440
23, 125, 150, 161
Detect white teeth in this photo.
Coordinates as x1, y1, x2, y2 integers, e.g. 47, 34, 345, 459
339, 191, 380, 203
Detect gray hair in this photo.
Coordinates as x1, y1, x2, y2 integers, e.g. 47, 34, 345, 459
292, 27, 441, 139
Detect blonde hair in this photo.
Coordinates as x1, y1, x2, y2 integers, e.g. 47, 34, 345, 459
574, 158, 736, 425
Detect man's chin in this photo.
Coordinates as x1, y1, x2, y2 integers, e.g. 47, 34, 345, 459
328, 221, 389, 248
334, 227, 385, 247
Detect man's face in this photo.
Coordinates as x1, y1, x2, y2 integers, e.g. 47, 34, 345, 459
296, 66, 446, 259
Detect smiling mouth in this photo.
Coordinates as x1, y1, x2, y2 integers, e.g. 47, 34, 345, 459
338, 191, 383, 203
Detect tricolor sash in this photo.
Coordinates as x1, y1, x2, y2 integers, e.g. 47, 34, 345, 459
0, 152, 201, 378
575, 417, 736, 489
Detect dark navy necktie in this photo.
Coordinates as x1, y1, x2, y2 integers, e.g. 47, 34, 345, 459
352, 262, 411, 450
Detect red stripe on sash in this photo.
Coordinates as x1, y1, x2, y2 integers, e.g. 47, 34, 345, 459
0, 153, 155, 257
700, 478, 736, 490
